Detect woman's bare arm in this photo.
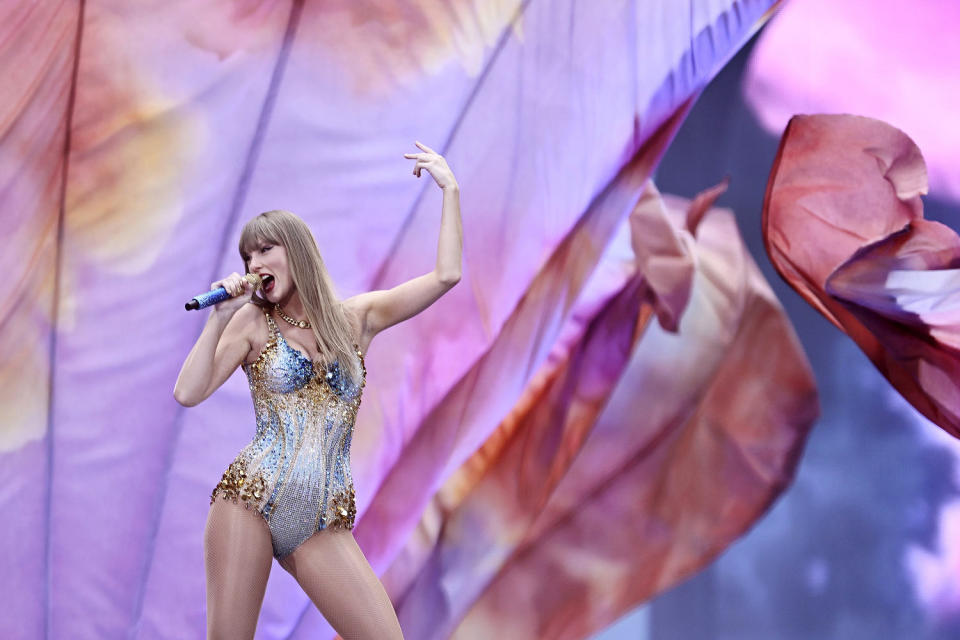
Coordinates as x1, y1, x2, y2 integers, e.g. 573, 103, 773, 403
173, 304, 257, 407
357, 174, 462, 339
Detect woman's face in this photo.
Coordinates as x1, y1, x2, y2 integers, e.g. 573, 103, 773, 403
245, 240, 291, 303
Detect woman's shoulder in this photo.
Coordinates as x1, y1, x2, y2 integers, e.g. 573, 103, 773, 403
344, 293, 374, 323
234, 303, 272, 364
342, 293, 367, 315
235, 301, 271, 324
230, 303, 272, 342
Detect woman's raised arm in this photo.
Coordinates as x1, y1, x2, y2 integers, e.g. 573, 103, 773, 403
355, 142, 463, 339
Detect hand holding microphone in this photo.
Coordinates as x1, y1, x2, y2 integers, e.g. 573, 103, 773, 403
185, 273, 263, 311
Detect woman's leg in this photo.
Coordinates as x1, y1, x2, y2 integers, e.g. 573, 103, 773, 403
278, 528, 404, 640
203, 499, 274, 640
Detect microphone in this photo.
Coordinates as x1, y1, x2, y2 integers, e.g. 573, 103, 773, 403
185, 273, 263, 310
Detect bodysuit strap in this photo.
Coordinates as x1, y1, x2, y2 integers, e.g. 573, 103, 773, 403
262, 308, 279, 339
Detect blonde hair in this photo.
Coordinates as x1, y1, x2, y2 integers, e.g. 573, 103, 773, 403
239, 209, 362, 384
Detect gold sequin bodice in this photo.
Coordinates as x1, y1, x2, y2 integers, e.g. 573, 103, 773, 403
210, 309, 366, 558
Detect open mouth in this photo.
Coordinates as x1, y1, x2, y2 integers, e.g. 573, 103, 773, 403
261, 274, 275, 293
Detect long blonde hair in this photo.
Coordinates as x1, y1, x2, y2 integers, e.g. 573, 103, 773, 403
238, 210, 362, 384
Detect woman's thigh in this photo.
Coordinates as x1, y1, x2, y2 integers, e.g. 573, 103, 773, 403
279, 528, 404, 640
203, 499, 274, 639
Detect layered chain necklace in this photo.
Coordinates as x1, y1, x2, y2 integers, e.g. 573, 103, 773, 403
276, 305, 311, 329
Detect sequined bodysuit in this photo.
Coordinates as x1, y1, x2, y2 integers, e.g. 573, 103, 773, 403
210, 309, 366, 558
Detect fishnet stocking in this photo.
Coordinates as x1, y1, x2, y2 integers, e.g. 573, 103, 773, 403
279, 528, 404, 640
203, 498, 273, 639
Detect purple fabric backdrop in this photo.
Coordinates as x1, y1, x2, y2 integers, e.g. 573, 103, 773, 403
0, 2, 791, 638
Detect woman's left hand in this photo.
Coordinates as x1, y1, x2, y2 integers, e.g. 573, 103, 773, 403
404, 141, 459, 190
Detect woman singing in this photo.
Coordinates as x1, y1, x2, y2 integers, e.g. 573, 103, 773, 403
173, 142, 462, 639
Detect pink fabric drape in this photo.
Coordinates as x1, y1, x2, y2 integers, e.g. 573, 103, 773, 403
763, 113, 960, 440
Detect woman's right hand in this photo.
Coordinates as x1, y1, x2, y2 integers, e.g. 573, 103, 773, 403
210, 272, 253, 315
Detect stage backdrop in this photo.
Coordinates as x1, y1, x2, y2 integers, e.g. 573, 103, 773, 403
2, 1, 858, 639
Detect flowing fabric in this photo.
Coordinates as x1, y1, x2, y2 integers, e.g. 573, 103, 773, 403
385, 181, 818, 638
763, 113, 960, 439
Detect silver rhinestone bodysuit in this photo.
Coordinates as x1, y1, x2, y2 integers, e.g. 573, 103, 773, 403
210, 308, 366, 559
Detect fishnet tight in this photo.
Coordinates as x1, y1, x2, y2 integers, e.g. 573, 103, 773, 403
204, 498, 404, 639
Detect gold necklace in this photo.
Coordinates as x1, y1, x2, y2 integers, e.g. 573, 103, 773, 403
276, 305, 311, 329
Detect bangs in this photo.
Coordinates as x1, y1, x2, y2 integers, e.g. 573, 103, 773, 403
239, 216, 282, 260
